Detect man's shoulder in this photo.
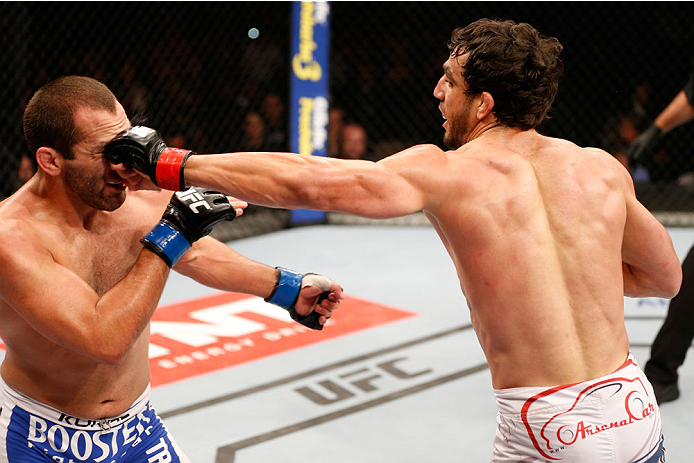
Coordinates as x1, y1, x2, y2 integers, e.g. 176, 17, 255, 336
536, 136, 619, 166
0, 190, 38, 234
385, 143, 447, 159
0, 210, 44, 270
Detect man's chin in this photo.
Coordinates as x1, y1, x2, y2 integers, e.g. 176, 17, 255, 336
97, 191, 127, 211
443, 134, 462, 150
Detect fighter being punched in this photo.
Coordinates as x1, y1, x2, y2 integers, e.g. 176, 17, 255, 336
0, 75, 342, 462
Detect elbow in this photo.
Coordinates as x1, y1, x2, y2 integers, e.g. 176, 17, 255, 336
92, 349, 128, 367
623, 260, 682, 299
97, 355, 126, 367
662, 264, 683, 299
87, 339, 130, 366
647, 260, 683, 299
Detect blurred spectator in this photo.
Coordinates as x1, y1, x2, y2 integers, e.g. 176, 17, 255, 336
0, 152, 36, 200
600, 113, 650, 183
237, 111, 283, 152
328, 107, 345, 157
18, 153, 37, 184
261, 94, 287, 151
165, 134, 188, 149
630, 82, 652, 130
338, 123, 375, 161
118, 58, 149, 118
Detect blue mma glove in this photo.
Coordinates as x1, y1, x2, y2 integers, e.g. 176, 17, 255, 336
265, 267, 332, 330
142, 187, 236, 267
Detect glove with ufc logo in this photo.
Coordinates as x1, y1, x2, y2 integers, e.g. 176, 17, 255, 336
142, 187, 236, 267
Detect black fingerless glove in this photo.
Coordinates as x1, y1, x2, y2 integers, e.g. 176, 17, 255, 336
142, 187, 236, 267
628, 124, 662, 162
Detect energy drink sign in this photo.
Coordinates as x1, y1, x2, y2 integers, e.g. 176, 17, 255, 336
290, 1, 330, 225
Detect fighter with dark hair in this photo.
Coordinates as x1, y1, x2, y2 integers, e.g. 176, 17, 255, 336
109, 19, 678, 461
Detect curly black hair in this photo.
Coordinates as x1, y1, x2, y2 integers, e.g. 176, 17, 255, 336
448, 19, 564, 129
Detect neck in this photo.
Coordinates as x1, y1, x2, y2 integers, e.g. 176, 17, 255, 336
469, 122, 501, 141
469, 122, 530, 144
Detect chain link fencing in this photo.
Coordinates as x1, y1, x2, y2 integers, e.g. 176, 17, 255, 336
2, 2, 694, 234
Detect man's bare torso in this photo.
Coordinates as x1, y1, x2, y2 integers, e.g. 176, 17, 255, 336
0, 182, 166, 418
425, 130, 631, 389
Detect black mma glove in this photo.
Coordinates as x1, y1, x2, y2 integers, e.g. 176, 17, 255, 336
142, 187, 236, 267
628, 124, 662, 163
104, 126, 193, 190
265, 267, 333, 330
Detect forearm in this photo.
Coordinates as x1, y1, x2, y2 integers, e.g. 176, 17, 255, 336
174, 236, 343, 331
174, 236, 277, 298
185, 150, 428, 219
623, 262, 657, 298
185, 152, 334, 209
89, 249, 170, 364
654, 91, 694, 133
622, 261, 682, 299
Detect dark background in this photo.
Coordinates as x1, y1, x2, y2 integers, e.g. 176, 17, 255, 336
2, 2, 693, 210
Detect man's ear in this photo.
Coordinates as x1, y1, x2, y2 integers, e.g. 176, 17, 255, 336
36, 147, 64, 176
476, 92, 495, 121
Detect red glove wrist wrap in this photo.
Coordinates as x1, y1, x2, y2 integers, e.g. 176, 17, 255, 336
156, 148, 190, 190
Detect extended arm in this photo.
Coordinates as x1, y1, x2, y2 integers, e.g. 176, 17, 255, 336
174, 236, 343, 327
629, 72, 694, 161
104, 127, 444, 219
183, 148, 437, 219
134, 187, 342, 329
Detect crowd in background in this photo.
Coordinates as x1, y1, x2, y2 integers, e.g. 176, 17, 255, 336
2, 3, 694, 203
3, 3, 694, 407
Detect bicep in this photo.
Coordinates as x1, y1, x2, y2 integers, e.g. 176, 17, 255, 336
313, 145, 442, 219
0, 239, 100, 352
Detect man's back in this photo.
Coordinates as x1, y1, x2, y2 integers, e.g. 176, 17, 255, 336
426, 129, 673, 389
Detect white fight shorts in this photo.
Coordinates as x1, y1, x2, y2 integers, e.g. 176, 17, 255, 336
0, 379, 190, 462
492, 354, 665, 462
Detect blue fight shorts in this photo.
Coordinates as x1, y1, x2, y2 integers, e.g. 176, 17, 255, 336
492, 354, 665, 462
0, 379, 190, 462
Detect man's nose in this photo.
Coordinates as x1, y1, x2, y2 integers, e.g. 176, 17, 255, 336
433, 77, 444, 100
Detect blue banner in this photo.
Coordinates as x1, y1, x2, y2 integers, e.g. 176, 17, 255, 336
289, 1, 330, 225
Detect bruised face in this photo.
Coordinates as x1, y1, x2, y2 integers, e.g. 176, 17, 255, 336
433, 54, 477, 149
63, 103, 131, 211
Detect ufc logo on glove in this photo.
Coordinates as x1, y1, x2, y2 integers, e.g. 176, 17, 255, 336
141, 186, 236, 267
176, 188, 213, 213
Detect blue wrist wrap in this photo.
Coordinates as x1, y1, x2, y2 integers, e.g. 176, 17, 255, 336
142, 221, 191, 267
266, 267, 302, 309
